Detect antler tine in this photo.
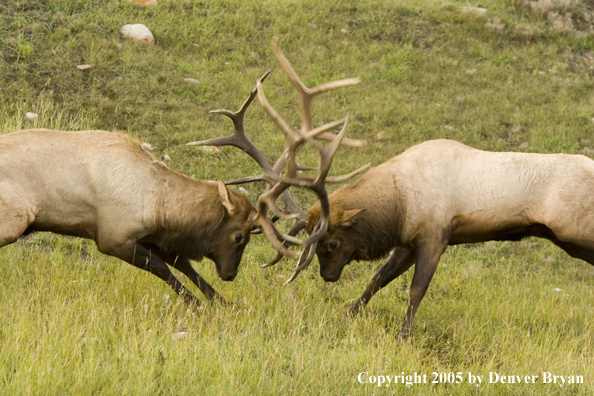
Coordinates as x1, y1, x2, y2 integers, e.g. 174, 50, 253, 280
187, 70, 272, 171
256, 78, 302, 143
317, 130, 386, 148
283, 241, 318, 285
316, 115, 351, 182
260, 219, 308, 267
278, 116, 354, 189
272, 37, 361, 133
280, 162, 371, 186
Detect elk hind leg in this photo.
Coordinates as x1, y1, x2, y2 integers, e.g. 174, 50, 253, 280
349, 247, 415, 315
531, 225, 594, 266
551, 240, 594, 266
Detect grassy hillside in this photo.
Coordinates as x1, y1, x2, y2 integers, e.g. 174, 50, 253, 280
2, 0, 594, 394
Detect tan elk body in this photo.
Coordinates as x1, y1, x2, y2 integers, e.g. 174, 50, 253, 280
308, 139, 594, 338
0, 128, 255, 304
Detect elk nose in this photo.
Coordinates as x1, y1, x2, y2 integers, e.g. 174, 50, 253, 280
320, 271, 340, 283
221, 273, 237, 282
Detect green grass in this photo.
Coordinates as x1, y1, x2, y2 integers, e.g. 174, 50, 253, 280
2, 0, 594, 394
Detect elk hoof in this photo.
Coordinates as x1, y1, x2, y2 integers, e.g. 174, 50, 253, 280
347, 300, 364, 316
398, 325, 414, 343
214, 295, 232, 307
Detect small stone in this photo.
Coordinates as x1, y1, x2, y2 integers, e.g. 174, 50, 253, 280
172, 332, 189, 340
121, 24, 155, 45
25, 112, 38, 121
462, 6, 487, 17
76, 64, 92, 71
183, 78, 200, 84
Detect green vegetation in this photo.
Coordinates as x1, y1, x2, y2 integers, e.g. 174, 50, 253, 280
2, 0, 594, 394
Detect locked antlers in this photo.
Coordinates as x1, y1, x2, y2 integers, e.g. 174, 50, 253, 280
188, 38, 373, 283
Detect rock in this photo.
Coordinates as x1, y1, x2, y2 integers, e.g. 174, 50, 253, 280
462, 6, 487, 17
121, 24, 155, 45
25, 112, 38, 121
172, 332, 189, 340
183, 78, 200, 84
76, 64, 92, 71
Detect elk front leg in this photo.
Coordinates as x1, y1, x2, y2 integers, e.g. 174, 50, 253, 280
400, 240, 446, 341
171, 257, 228, 305
140, 243, 227, 305
349, 247, 415, 315
99, 241, 201, 306
0, 190, 36, 247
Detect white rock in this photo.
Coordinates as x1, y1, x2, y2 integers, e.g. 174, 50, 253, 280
183, 78, 200, 84
172, 332, 189, 340
121, 24, 155, 45
25, 112, 38, 121
462, 6, 487, 17
77, 64, 92, 70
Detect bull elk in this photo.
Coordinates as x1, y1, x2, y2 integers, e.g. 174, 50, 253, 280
304, 139, 594, 339
0, 128, 256, 305
0, 39, 369, 306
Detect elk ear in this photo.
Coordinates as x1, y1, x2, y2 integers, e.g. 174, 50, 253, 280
218, 180, 236, 215
338, 208, 365, 227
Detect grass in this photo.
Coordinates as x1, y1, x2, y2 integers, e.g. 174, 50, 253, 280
2, 0, 594, 394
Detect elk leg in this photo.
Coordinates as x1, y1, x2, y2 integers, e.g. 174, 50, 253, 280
171, 257, 228, 305
349, 247, 415, 315
530, 225, 594, 265
100, 242, 201, 306
400, 241, 446, 341
140, 243, 226, 304
0, 197, 35, 248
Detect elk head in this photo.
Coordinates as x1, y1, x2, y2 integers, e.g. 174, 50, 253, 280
188, 38, 378, 283
307, 201, 367, 282
205, 180, 256, 281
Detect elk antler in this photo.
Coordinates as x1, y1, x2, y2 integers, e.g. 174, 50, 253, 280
188, 38, 372, 283
251, 37, 371, 283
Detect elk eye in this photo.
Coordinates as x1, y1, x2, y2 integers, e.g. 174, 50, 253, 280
329, 241, 339, 250
234, 233, 244, 244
